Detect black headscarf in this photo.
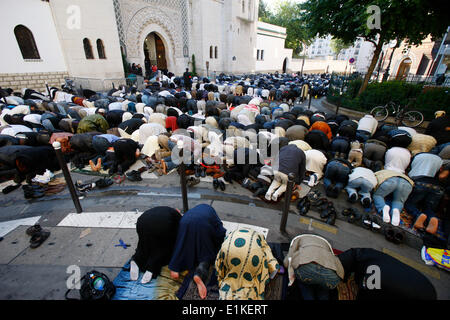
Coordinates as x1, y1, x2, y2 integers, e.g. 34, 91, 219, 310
168, 204, 226, 273
132, 207, 182, 277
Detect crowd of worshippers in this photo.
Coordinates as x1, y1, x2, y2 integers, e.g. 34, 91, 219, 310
118, 204, 437, 300
0, 73, 449, 241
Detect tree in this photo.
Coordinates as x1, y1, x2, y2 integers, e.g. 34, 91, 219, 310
258, 0, 271, 21
330, 38, 351, 59
260, 1, 310, 56
300, 0, 449, 96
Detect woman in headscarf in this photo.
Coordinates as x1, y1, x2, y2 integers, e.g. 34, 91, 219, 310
168, 204, 226, 299
215, 228, 279, 300
130, 206, 182, 283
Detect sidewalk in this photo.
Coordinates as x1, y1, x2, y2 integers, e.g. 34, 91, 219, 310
0, 172, 449, 299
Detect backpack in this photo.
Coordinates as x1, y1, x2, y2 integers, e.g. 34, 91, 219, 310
65, 270, 116, 300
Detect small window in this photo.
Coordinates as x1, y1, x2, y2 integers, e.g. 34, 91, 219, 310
14, 25, 40, 60
260, 50, 264, 61
215, 46, 218, 59
210, 46, 213, 59
97, 39, 106, 59
257, 49, 260, 60
83, 38, 94, 59
242, 0, 245, 13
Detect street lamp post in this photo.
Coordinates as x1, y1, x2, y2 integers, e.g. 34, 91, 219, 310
382, 40, 398, 82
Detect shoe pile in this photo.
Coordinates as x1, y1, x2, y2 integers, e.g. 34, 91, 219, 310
297, 196, 310, 216
75, 178, 113, 193
126, 170, 143, 182
213, 177, 226, 191
187, 176, 200, 188
23, 184, 45, 199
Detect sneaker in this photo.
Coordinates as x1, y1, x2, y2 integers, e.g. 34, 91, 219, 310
241, 178, 251, 189
126, 170, 142, 182
213, 178, 219, 190
75, 181, 93, 193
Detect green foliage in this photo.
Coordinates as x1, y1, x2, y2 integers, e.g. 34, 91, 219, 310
259, 0, 310, 54
300, 0, 449, 96
328, 79, 450, 120
330, 38, 351, 59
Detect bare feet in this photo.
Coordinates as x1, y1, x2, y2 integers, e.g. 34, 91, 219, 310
170, 270, 179, 279
193, 275, 207, 299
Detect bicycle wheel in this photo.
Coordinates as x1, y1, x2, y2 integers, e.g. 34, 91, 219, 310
370, 106, 388, 121
401, 111, 424, 128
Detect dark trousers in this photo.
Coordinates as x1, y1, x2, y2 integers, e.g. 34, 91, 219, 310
404, 180, 444, 221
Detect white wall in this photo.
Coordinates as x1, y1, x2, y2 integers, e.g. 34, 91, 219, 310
0, 0, 67, 74
255, 22, 293, 72
49, 0, 124, 79
290, 58, 348, 73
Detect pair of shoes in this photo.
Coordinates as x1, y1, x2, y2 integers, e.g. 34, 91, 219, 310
95, 178, 113, 189
342, 208, 362, 224
26, 224, 50, 249
212, 171, 224, 179
385, 227, 404, 244
126, 170, 143, 182
306, 190, 322, 206
75, 180, 93, 193
241, 178, 252, 189
297, 197, 310, 216
187, 177, 200, 188
23, 184, 45, 199
362, 214, 382, 232
213, 178, 225, 191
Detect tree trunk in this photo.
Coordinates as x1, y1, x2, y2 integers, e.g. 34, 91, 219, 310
357, 38, 384, 97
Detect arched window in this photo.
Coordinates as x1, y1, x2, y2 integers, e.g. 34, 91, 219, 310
210, 46, 213, 59
215, 46, 218, 59
83, 38, 94, 59
14, 25, 40, 60
97, 39, 106, 59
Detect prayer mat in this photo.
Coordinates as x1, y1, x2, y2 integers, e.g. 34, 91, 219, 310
178, 242, 287, 300
112, 260, 186, 300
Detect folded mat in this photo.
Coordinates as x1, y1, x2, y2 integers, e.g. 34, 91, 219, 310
112, 260, 186, 300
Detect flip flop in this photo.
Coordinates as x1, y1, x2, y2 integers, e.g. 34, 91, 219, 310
30, 230, 50, 249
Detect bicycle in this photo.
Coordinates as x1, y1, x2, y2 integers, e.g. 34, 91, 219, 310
370, 100, 424, 128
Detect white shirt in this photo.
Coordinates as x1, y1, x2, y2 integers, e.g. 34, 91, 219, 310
1, 125, 33, 136
357, 115, 378, 135
23, 114, 42, 125
384, 147, 411, 174
348, 167, 377, 188
305, 149, 327, 177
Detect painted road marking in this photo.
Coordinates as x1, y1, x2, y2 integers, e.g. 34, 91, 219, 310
299, 217, 338, 235
0, 216, 41, 237
383, 248, 441, 280
137, 192, 201, 199
57, 211, 269, 238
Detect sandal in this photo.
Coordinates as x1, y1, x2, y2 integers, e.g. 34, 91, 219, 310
26, 224, 42, 236
29, 230, 50, 249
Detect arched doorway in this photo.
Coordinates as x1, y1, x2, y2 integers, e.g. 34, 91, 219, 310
143, 32, 167, 76
282, 57, 288, 73
395, 58, 412, 80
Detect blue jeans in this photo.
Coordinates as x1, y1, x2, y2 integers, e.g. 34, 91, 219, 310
404, 180, 444, 220
356, 130, 372, 142
345, 177, 374, 201
430, 142, 450, 156
295, 263, 341, 300
323, 161, 350, 192
373, 177, 413, 214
